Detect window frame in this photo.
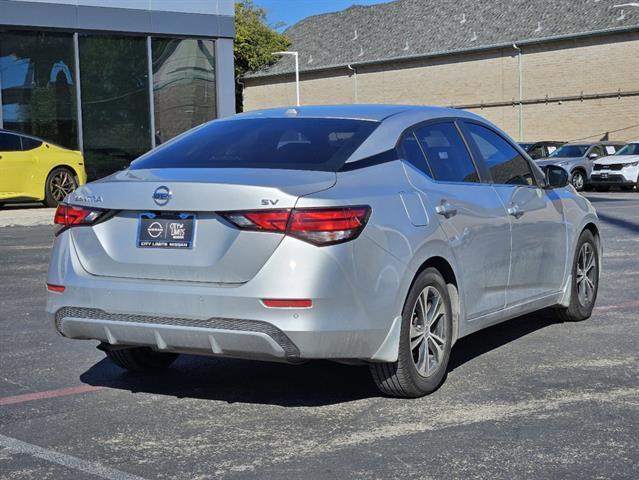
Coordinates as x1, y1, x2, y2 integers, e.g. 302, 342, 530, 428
396, 118, 489, 185
458, 120, 543, 188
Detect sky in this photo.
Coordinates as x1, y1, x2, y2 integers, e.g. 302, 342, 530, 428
256, 0, 391, 30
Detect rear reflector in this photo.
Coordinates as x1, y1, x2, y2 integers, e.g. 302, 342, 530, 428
220, 206, 371, 246
46, 283, 65, 293
262, 299, 312, 308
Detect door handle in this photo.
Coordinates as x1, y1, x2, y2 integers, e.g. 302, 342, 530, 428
507, 203, 524, 219
435, 201, 457, 219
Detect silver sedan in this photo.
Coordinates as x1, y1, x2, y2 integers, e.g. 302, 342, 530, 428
46, 105, 601, 397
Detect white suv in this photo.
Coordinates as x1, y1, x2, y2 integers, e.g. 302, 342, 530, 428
591, 142, 639, 192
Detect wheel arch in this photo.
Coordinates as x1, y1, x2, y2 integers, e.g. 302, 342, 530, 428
412, 256, 461, 346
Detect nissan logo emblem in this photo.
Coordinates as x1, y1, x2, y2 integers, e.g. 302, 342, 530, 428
152, 186, 172, 206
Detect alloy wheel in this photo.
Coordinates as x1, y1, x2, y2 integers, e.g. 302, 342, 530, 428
409, 286, 447, 377
50, 171, 76, 202
572, 172, 585, 190
576, 243, 596, 306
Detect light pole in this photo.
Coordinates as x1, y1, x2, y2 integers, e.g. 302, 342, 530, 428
273, 51, 300, 106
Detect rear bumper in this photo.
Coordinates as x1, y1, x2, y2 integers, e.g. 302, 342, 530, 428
54, 307, 300, 361
47, 230, 408, 361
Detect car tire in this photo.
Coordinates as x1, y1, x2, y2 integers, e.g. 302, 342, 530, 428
370, 268, 453, 398
594, 186, 610, 192
44, 167, 78, 207
555, 229, 599, 322
570, 170, 586, 192
106, 347, 179, 372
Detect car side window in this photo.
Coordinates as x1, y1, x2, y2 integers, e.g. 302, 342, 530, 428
590, 146, 605, 157
398, 132, 431, 176
413, 122, 479, 183
465, 123, 536, 186
528, 145, 545, 159
0, 133, 22, 152
21, 137, 43, 151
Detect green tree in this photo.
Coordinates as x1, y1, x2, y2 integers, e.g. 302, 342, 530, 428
234, 0, 290, 111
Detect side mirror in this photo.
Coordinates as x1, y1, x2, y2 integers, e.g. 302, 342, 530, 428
588, 153, 599, 160
544, 165, 569, 189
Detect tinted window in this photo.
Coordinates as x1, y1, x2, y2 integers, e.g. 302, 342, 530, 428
413, 122, 479, 183
399, 133, 431, 175
0, 133, 22, 152
466, 123, 535, 186
131, 118, 379, 172
21, 137, 43, 150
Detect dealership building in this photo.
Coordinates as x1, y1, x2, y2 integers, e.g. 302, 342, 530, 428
244, 0, 639, 144
0, 0, 235, 179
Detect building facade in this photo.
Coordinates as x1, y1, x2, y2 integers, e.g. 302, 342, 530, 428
0, 0, 235, 179
243, 0, 639, 144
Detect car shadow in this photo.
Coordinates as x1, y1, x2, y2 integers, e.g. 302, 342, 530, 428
80, 311, 562, 406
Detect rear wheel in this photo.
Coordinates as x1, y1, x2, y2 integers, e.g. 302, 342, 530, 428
555, 230, 599, 322
594, 186, 610, 192
44, 167, 78, 207
370, 268, 452, 397
570, 170, 586, 191
105, 347, 178, 372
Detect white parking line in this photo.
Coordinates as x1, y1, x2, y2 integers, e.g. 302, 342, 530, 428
0, 434, 146, 480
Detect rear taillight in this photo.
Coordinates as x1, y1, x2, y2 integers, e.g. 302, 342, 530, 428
220, 206, 371, 246
54, 204, 103, 228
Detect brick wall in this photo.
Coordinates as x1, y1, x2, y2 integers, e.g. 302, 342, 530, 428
243, 31, 639, 142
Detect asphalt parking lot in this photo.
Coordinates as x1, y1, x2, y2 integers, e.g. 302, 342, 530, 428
1, 192, 638, 480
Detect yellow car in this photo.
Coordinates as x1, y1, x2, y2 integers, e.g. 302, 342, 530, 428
0, 129, 87, 208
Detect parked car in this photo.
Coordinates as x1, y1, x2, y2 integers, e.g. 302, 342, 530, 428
0, 129, 86, 208
535, 141, 626, 191
519, 141, 565, 160
46, 105, 601, 398
590, 141, 639, 192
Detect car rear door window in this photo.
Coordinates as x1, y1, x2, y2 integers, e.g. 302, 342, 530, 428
413, 122, 479, 183
399, 133, 432, 176
0, 133, 22, 152
465, 123, 536, 186
21, 136, 43, 151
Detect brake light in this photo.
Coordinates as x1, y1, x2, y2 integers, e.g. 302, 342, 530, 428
220, 206, 371, 246
54, 204, 102, 227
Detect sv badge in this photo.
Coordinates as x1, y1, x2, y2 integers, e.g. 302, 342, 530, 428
261, 199, 279, 206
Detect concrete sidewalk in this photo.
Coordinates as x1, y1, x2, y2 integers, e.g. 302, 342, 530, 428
0, 205, 55, 227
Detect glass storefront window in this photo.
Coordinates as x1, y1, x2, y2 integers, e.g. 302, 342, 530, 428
152, 38, 216, 145
79, 34, 151, 179
0, 31, 78, 149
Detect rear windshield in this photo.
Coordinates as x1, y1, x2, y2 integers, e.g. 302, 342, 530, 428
130, 118, 379, 172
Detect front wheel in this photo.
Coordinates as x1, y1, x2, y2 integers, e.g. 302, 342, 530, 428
370, 268, 452, 397
555, 230, 599, 322
570, 170, 586, 191
44, 167, 78, 207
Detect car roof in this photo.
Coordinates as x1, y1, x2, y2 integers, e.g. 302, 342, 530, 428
234, 104, 478, 122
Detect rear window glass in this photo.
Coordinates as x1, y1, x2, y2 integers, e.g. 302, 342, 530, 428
130, 118, 379, 172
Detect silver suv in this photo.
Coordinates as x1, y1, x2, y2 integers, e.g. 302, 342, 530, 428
535, 141, 625, 191
47, 105, 601, 397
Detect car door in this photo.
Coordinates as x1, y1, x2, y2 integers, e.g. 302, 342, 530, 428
462, 122, 567, 306
400, 121, 511, 320
0, 132, 28, 198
